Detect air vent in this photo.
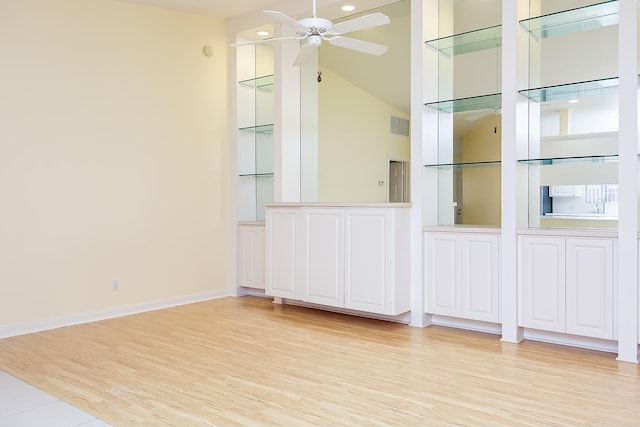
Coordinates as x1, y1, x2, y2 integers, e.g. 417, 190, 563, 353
390, 116, 410, 136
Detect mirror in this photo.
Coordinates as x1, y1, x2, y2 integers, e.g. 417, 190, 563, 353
300, 0, 411, 203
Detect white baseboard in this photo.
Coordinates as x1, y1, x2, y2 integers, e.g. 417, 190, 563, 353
0, 290, 231, 339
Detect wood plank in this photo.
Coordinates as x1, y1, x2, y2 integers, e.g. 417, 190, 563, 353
0, 296, 638, 426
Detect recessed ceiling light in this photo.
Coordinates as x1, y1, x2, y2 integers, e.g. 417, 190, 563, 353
256, 30, 270, 37
568, 99, 579, 104
342, 5, 356, 12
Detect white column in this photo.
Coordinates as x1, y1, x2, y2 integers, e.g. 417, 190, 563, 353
500, 0, 525, 343
274, 23, 301, 203
410, 0, 430, 327
616, 0, 639, 363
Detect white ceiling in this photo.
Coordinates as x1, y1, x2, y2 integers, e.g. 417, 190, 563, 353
119, 0, 411, 114
119, 0, 283, 18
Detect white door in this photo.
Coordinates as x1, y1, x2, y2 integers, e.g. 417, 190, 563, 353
301, 209, 344, 307
344, 209, 389, 314
520, 236, 566, 332
461, 234, 500, 322
425, 233, 461, 317
565, 238, 614, 339
265, 209, 298, 298
389, 161, 406, 203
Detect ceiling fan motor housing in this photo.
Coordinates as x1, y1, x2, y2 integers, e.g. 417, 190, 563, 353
299, 17, 333, 34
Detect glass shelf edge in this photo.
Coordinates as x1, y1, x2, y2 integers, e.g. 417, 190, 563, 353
238, 124, 274, 134
425, 93, 502, 113
517, 155, 619, 165
425, 25, 502, 56
238, 173, 275, 178
238, 74, 274, 86
519, 77, 619, 102
520, 0, 619, 39
424, 161, 501, 169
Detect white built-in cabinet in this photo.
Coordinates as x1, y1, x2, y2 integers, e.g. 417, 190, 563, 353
238, 223, 265, 290
265, 204, 411, 316
519, 234, 616, 340
425, 231, 500, 323
265, 208, 298, 298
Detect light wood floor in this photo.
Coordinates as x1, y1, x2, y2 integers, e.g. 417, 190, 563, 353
0, 296, 639, 426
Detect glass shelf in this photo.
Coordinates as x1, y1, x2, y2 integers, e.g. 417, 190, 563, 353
519, 77, 618, 102
239, 124, 274, 134
238, 173, 274, 178
518, 154, 618, 165
238, 74, 274, 91
520, 0, 618, 39
425, 25, 502, 56
425, 93, 501, 113
424, 160, 501, 169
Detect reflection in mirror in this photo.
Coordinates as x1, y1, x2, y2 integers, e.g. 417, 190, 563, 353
423, 0, 502, 226
300, 0, 411, 203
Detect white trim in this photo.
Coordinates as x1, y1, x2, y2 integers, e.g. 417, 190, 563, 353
0, 290, 231, 339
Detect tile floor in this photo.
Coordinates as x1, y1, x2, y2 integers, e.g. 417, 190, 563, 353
0, 370, 111, 427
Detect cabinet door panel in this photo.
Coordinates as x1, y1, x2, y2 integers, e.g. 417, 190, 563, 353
238, 226, 265, 289
521, 236, 566, 332
344, 210, 389, 313
462, 234, 499, 322
265, 210, 298, 298
566, 238, 614, 339
302, 210, 344, 307
426, 233, 461, 316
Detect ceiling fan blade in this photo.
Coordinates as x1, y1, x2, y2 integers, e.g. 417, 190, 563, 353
263, 10, 310, 33
329, 12, 390, 35
328, 36, 388, 56
292, 42, 319, 66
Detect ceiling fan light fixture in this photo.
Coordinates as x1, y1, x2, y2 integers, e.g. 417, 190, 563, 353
308, 35, 322, 46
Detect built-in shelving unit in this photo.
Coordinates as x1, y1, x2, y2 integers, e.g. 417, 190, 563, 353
416, 0, 640, 361
236, 42, 274, 222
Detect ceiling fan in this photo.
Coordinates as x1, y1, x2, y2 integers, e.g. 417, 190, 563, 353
232, 0, 391, 66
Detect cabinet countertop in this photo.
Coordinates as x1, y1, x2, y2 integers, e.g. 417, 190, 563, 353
265, 202, 412, 208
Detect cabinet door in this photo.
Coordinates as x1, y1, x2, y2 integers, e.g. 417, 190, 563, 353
425, 233, 461, 317
520, 236, 566, 332
301, 209, 344, 307
344, 209, 389, 314
566, 238, 614, 339
265, 209, 298, 298
238, 225, 265, 289
461, 234, 499, 323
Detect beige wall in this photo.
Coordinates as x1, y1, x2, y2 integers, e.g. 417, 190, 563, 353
0, 0, 230, 327
461, 114, 501, 226
317, 67, 410, 202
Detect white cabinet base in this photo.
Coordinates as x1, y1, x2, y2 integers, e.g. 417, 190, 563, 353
266, 204, 411, 317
